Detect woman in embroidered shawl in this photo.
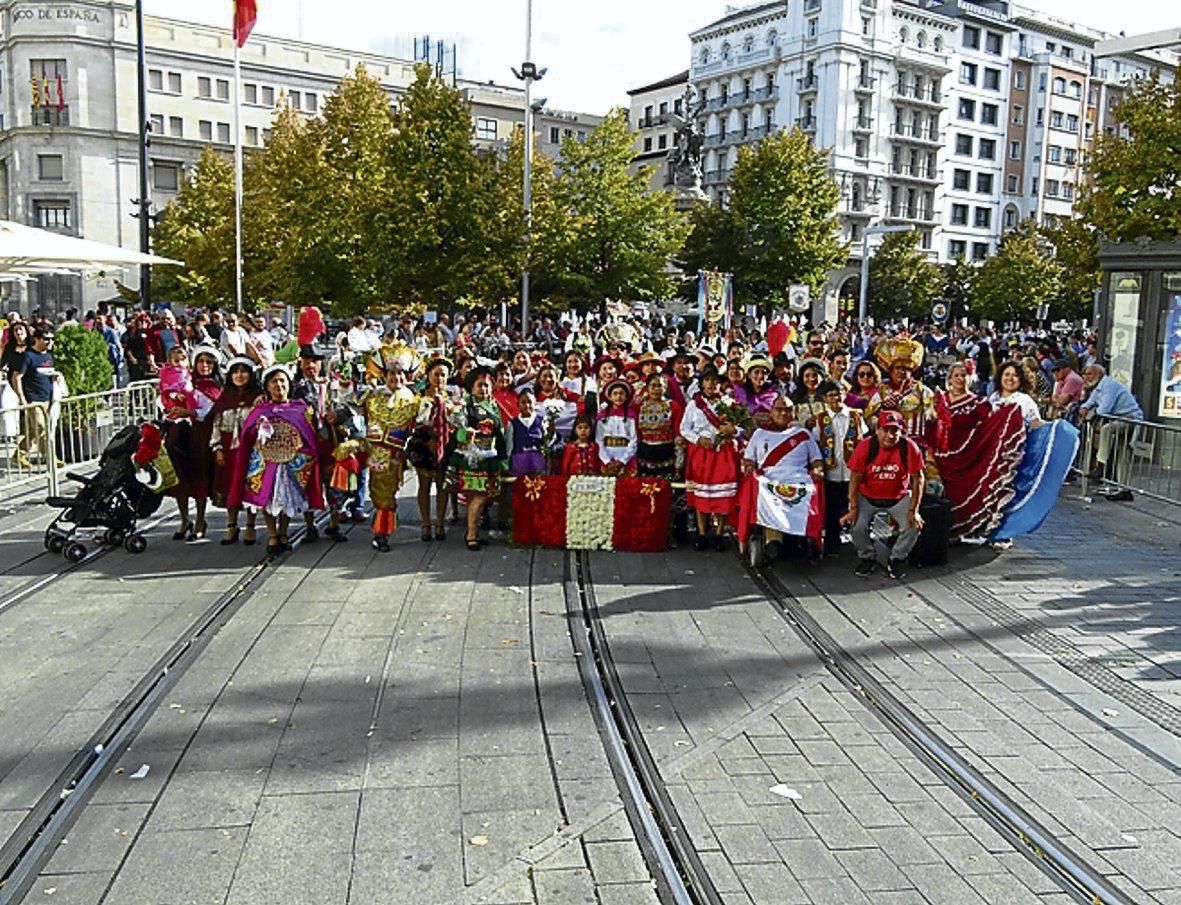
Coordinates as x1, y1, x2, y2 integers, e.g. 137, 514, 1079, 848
209, 355, 261, 546
449, 366, 507, 551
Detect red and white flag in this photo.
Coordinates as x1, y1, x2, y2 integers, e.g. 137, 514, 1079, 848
55, 72, 65, 111
232, 0, 257, 47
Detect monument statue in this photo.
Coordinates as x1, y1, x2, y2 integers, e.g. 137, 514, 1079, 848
666, 85, 706, 203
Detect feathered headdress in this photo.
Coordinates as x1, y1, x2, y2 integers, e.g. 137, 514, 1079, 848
297, 306, 326, 347
875, 337, 924, 372
364, 340, 422, 382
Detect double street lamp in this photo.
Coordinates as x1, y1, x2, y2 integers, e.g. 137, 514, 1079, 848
512, 0, 546, 334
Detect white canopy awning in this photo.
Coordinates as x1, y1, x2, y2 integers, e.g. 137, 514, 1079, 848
0, 220, 180, 276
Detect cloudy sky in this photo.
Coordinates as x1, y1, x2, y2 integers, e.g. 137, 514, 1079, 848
146, 1, 1178, 113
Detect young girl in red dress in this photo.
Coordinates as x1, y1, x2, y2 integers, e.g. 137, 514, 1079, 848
560, 415, 601, 476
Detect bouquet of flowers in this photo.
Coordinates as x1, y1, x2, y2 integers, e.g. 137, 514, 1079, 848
713, 394, 753, 440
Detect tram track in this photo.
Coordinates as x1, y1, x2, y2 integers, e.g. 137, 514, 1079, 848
746, 562, 1135, 905
567, 551, 723, 905
0, 512, 348, 905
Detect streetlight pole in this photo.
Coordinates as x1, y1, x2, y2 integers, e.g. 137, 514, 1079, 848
858, 224, 914, 323
513, 0, 545, 336
134, 0, 152, 310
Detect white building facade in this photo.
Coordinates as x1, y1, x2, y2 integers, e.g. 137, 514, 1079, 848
0, 0, 599, 316
666, 0, 1176, 320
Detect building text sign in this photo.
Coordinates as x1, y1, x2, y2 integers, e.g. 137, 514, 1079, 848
12, 6, 103, 24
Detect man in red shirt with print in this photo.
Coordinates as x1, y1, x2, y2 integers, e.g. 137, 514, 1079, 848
840, 410, 925, 579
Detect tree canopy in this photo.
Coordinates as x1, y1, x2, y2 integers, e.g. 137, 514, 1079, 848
866, 229, 944, 320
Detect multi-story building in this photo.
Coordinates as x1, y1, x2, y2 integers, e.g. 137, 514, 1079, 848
650, 0, 1176, 320
626, 70, 689, 191
0, 0, 602, 316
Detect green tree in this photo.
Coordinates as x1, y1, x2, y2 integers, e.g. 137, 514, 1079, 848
941, 256, 976, 320
1040, 216, 1100, 320
1078, 74, 1181, 241
380, 64, 495, 310
971, 220, 1061, 321
866, 229, 944, 319
545, 108, 688, 312
725, 128, 846, 307
151, 147, 236, 306
677, 201, 743, 297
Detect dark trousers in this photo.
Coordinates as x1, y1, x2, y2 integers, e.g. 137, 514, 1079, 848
823, 479, 849, 555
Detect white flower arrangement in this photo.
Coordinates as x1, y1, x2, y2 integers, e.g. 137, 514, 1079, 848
565, 475, 616, 550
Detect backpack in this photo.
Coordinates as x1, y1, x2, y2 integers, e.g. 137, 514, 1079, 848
866, 434, 909, 471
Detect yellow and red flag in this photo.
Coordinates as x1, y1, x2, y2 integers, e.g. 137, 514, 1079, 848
232, 0, 257, 47
30, 74, 40, 107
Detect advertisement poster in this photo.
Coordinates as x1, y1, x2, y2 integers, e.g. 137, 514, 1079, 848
1159, 290, 1181, 419
1107, 273, 1141, 390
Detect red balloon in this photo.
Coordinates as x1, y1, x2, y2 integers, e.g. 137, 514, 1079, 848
767, 321, 788, 357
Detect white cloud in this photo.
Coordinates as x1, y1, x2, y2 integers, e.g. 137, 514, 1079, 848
145, 0, 1179, 114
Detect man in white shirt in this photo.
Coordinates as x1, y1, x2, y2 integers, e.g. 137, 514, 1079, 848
346, 316, 378, 354
218, 312, 251, 359
812, 380, 866, 556
248, 315, 276, 367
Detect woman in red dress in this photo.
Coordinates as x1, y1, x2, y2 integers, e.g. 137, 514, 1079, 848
934, 362, 1026, 539
209, 356, 262, 545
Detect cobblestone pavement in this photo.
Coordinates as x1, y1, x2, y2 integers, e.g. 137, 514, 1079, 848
1, 486, 1178, 904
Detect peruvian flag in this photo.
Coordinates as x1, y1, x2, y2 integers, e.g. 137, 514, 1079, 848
232, 0, 257, 47
513, 476, 672, 553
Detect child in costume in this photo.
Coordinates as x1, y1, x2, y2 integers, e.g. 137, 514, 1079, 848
595, 378, 638, 475
680, 365, 742, 550
812, 380, 867, 556
361, 344, 421, 552
507, 388, 550, 476
560, 415, 601, 475
449, 366, 507, 550
635, 372, 683, 479
209, 356, 261, 545
409, 356, 461, 542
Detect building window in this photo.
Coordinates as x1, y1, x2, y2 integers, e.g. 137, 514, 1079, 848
953, 169, 970, 190
980, 103, 998, 125
1004, 207, 1017, 228
659, 100, 669, 115
30, 59, 69, 125
1012, 105, 1024, 124
199, 120, 212, 141
957, 98, 975, 120
1036, 108, 1044, 126
674, 97, 683, 115
34, 200, 71, 231
262, 129, 272, 144
289, 90, 301, 109
976, 173, 993, 193
1052, 76, 1066, 95
1064, 148, 1077, 165
261, 86, 275, 107
854, 137, 868, 158
962, 25, 980, 50
951, 203, 968, 225
1006, 174, 1018, 193
153, 162, 179, 192
169, 116, 183, 137
1009, 140, 1021, 159
577, 130, 586, 142
1066, 114, 1079, 132
971, 242, 988, 261
959, 62, 977, 86
985, 32, 1003, 55
1015, 71, 1026, 89
1030, 176, 1038, 195
862, 17, 871, 35
148, 68, 163, 91
807, 18, 818, 37
657, 134, 667, 150
217, 122, 230, 144
1048, 144, 1061, 163
1045, 178, 1060, 197
37, 154, 63, 181
1070, 80, 1082, 98
1050, 110, 1063, 128
955, 134, 972, 155
244, 83, 257, 105
197, 76, 212, 98
983, 68, 1001, 91
246, 125, 259, 146
476, 117, 497, 141
217, 79, 230, 101
643, 136, 652, 152
978, 139, 996, 160
305, 93, 317, 113
167, 72, 181, 94
949, 239, 967, 258
549, 126, 560, 143
149, 113, 164, 134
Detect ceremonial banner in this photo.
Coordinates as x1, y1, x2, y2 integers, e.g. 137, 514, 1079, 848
513, 476, 671, 552
697, 270, 733, 332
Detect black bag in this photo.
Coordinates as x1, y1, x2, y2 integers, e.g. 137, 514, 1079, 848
908, 494, 951, 567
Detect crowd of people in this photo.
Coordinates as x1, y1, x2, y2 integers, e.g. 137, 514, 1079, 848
1, 301, 1141, 572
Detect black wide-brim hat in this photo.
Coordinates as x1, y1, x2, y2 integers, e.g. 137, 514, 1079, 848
298, 343, 327, 361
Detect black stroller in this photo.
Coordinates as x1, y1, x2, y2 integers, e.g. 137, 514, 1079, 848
44, 423, 163, 562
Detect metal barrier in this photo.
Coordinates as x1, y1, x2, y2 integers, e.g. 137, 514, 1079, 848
1, 381, 157, 500
1078, 414, 1181, 508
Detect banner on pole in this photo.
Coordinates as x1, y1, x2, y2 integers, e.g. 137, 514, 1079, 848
697, 270, 733, 332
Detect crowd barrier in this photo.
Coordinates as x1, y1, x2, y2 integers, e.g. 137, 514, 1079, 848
1077, 414, 1181, 511
0, 381, 157, 499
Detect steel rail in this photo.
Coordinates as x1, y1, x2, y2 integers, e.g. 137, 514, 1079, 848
749, 565, 1134, 905
567, 552, 723, 905
0, 514, 344, 905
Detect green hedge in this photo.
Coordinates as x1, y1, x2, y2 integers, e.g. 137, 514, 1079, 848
54, 324, 115, 397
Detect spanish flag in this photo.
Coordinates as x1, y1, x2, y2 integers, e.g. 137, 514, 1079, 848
31, 74, 40, 107
232, 0, 257, 47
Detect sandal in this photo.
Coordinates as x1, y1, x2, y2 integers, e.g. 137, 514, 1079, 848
465, 536, 481, 552
220, 527, 240, 546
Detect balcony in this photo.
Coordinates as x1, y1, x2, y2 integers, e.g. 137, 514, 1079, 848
704, 95, 726, 111
884, 204, 938, 225
854, 74, 875, 93
889, 162, 940, 183
890, 122, 941, 146
732, 90, 757, 108
703, 168, 731, 186
637, 114, 669, 129
892, 83, 942, 107
796, 115, 817, 132
853, 116, 873, 132
754, 84, 778, 102
704, 131, 726, 147
804, 0, 821, 10
691, 44, 780, 79
860, 0, 877, 7
797, 74, 817, 93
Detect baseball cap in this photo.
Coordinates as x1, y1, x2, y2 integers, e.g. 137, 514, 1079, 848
878, 411, 906, 430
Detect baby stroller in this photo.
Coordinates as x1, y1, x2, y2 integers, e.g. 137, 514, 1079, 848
44, 422, 169, 562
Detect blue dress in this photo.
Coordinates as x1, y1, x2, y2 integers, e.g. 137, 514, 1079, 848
991, 420, 1079, 541
509, 414, 547, 476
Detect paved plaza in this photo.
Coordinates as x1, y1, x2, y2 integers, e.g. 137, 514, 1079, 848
0, 483, 1177, 905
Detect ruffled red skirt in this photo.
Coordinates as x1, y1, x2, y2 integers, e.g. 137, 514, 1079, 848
684, 442, 740, 514
935, 399, 1026, 538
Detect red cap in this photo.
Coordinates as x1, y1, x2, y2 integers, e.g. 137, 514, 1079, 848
879, 410, 906, 430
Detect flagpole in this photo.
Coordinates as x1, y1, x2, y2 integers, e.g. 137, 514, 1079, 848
233, 37, 244, 314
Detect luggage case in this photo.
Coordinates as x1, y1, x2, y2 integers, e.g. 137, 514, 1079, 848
908, 494, 951, 567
